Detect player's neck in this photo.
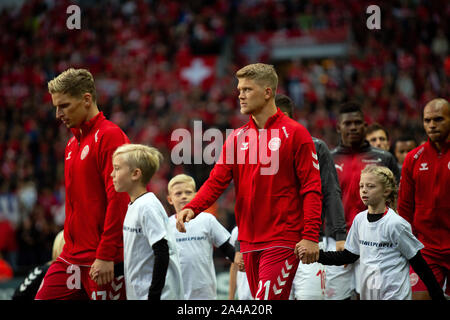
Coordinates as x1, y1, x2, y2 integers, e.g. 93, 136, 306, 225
368, 202, 387, 215
78, 107, 100, 134
128, 185, 148, 203
342, 139, 365, 149
251, 103, 277, 129
431, 134, 450, 152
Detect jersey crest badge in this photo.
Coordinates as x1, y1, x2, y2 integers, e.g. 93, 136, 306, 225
268, 137, 281, 151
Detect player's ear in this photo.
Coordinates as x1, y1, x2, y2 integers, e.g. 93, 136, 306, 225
83, 93, 91, 108
167, 195, 173, 205
131, 168, 142, 181
264, 87, 272, 100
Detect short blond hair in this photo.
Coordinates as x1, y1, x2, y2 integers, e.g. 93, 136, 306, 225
168, 174, 196, 194
361, 165, 398, 210
236, 63, 278, 97
48, 68, 97, 103
113, 144, 163, 185
52, 230, 65, 261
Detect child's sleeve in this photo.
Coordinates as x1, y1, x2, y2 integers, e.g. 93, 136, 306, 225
142, 204, 167, 247
208, 214, 235, 261
396, 220, 424, 260
208, 214, 232, 248
141, 203, 170, 300
318, 215, 360, 265
148, 239, 169, 300
318, 249, 359, 265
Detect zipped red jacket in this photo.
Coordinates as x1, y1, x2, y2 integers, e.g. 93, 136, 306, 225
184, 109, 322, 253
398, 139, 450, 260
59, 112, 130, 266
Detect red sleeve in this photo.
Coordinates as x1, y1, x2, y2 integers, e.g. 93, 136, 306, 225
184, 132, 234, 215
397, 153, 415, 225
294, 133, 322, 243
96, 128, 130, 261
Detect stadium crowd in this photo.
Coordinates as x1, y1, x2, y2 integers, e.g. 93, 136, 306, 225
0, 0, 449, 278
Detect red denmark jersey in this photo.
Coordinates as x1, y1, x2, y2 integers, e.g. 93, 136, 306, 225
398, 139, 450, 259
59, 112, 130, 265
185, 109, 322, 252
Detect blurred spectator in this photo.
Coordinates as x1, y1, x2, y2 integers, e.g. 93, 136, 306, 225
392, 135, 418, 170
366, 122, 391, 151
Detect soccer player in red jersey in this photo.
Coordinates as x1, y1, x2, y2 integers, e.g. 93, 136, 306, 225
398, 98, 450, 299
176, 63, 322, 300
35, 68, 130, 300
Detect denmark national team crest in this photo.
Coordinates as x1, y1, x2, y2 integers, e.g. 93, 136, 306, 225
268, 137, 281, 151
80, 145, 90, 160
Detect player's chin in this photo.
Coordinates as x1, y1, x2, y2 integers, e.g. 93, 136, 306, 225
240, 105, 251, 114
427, 132, 442, 142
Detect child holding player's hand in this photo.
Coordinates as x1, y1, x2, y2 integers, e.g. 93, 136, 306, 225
295, 165, 444, 300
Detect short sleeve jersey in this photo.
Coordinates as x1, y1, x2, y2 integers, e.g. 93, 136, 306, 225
345, 208, 423, 300
123, 193, 184, 300
168, 212, 230, 299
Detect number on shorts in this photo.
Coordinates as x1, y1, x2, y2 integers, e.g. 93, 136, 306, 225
316, 269, 326, 294
255, 280, 270, 300
91, 290, 107, 300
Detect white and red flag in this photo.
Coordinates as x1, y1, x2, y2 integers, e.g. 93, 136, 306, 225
177, 54, 218, 90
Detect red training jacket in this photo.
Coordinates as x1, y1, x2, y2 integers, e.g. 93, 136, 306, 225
59, 112, 130, 266
184, 109, 322, 253
397, 139, 450, 260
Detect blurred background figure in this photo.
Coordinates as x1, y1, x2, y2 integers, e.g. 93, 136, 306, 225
392, 135, 418, 170
366, 123, 390, 151
12, 230, 64, 300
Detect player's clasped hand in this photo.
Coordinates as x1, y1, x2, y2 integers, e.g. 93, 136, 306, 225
294, 239, 319, 264
176, 208, 195, 233
89, 259, 115, 286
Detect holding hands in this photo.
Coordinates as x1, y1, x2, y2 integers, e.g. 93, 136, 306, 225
294, 239, 319, 264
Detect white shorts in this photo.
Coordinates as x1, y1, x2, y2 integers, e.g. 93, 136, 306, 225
323, 237, 355, 300
236, 270, 253, 300
290, 242, 325, 300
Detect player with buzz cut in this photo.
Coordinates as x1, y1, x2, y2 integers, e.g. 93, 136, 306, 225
111, 143, 184, 300
167, 174, 235, 300
176, 63, 322, 300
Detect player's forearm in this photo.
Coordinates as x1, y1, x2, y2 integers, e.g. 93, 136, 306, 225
96, 195, 128, 261
301, 191, 322, 242
184, 167, 231, 215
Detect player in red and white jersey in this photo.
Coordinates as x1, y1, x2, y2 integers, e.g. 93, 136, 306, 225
35, 68, 129, 300
176, 63, 322, 300
398, 98, 450, 299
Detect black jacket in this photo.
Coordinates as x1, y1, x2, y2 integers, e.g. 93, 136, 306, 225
313, 138, 347, 242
